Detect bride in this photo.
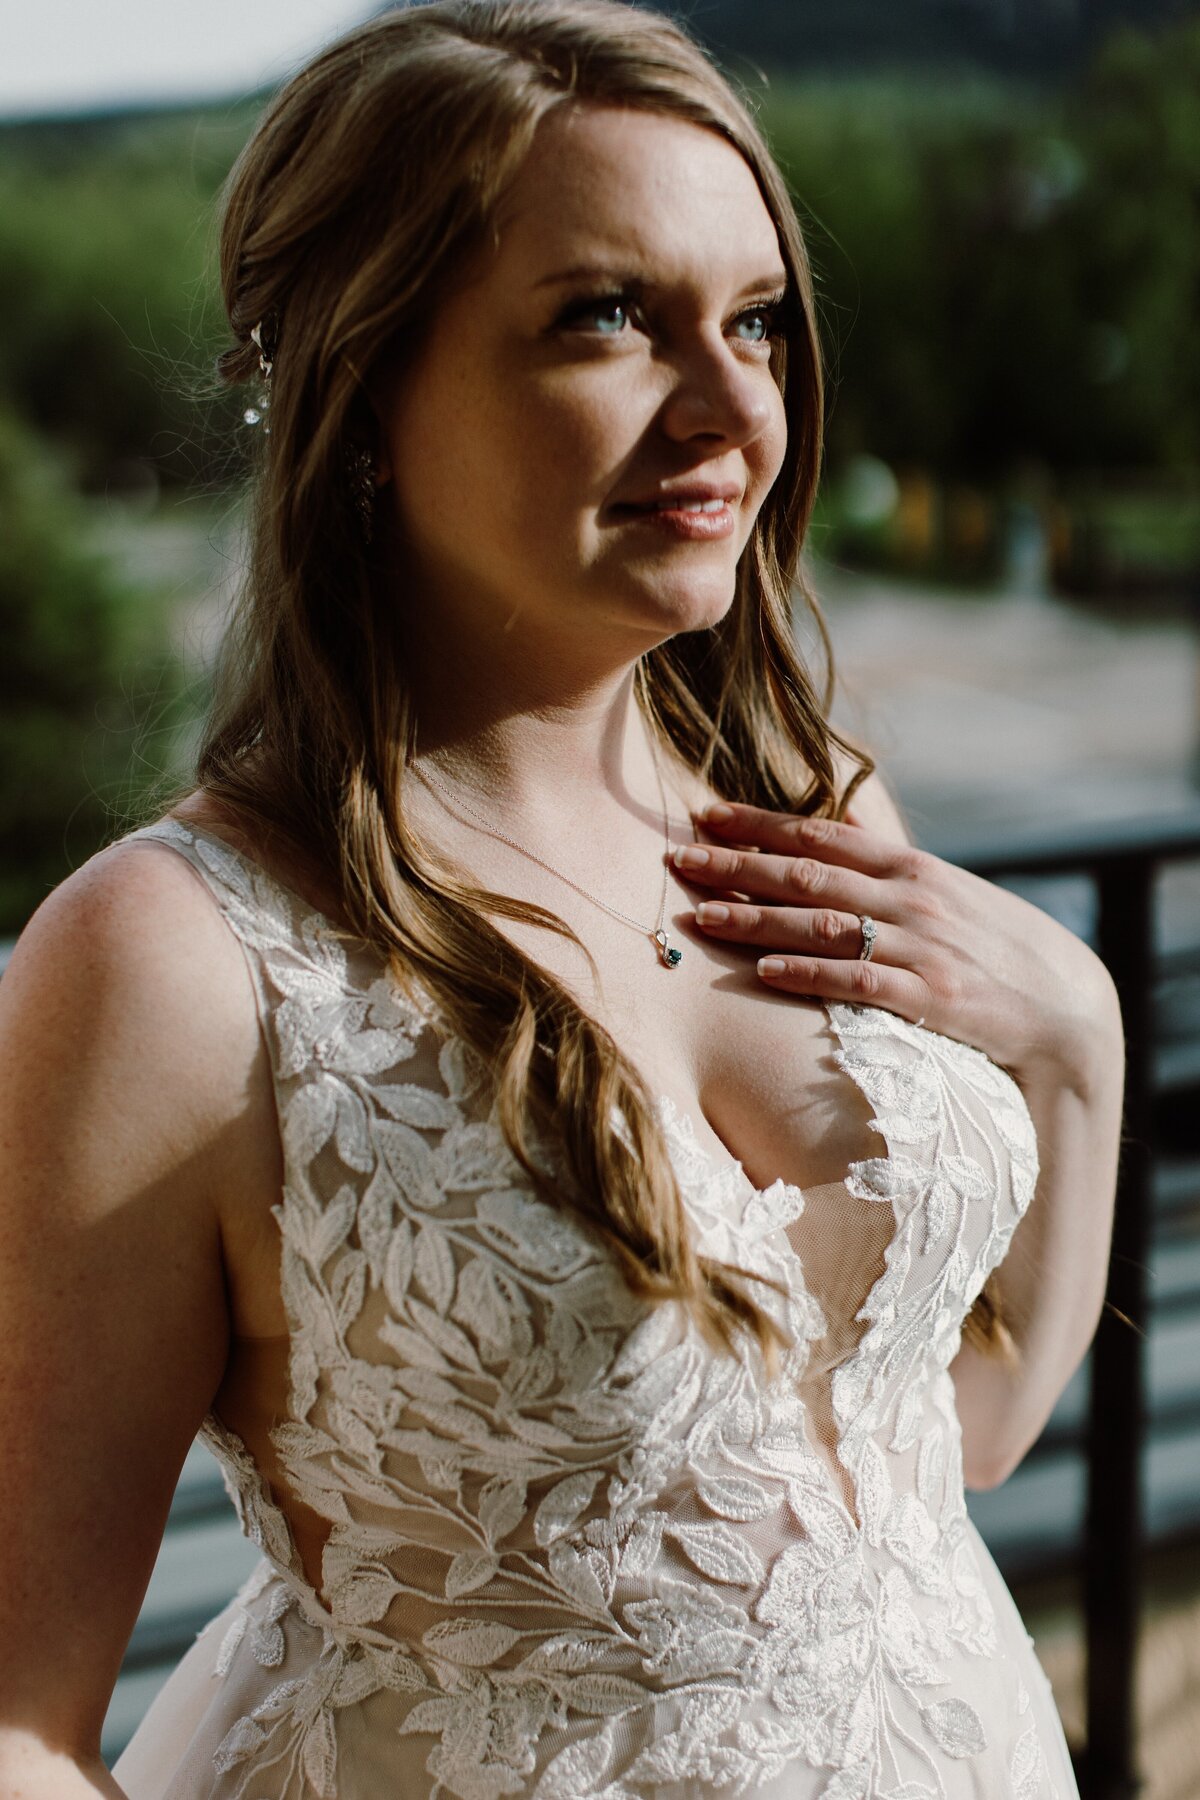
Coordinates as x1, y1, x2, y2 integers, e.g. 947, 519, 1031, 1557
0, 3, 1123, 1795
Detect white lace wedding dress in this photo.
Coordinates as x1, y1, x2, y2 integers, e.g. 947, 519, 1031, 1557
112, 820, 1079, 1799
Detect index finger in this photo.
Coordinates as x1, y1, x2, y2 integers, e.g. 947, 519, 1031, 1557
690, 801, 920, 879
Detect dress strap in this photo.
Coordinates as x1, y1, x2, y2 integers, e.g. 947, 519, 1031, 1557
113, 817, 434, 1080
115, 818, 340, 957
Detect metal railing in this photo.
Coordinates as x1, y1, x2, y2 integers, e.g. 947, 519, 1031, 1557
952, 805, 1200, 1800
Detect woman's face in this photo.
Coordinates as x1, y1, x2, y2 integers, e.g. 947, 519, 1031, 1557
378, 104, 790, 652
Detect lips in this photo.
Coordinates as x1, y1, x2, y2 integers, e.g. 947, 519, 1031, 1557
609, 487, 740, 541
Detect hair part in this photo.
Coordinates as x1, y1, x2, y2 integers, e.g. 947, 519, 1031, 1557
197, 0, 1009, 1368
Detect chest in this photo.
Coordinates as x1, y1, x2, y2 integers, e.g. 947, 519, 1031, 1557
398, 766, 884, 1190
212, 877, 1036, 1523
476, 852, 882, 1200
217, 889, 879, 1346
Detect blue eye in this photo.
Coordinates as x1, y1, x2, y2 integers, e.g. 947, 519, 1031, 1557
732, 302, 781, 344
553, 290, 785, 341
589, 300, 629, 334
559, 296, 631, 335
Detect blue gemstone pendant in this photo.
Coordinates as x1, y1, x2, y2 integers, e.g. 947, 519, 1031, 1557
654, 929, 683, 969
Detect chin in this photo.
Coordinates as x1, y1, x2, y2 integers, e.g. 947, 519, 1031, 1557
608, 568, 738, 640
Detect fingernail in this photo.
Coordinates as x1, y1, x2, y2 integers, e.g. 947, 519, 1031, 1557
699, 802, 734, 824
696, 902, 729, 925
674, 845, 710, 869
758, 957, 786, 977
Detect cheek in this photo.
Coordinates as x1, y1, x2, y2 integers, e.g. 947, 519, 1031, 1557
386, 389, 522, 553
754, 386, 789, 495
515, 369, 643, 499
424, 373, 618, 516
730, 389, 788, 556
464, 380, 646, 567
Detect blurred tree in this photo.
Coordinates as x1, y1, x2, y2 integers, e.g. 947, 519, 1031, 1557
0, 410, 189, 933
0, 16, 1195, 529
0, 109, 248, 493
662, 0, 1193, 81
761, 74, 1045, 472
759, 14, 1200, 482
1064, 20, 1200, 469
924, 17, 1200, 477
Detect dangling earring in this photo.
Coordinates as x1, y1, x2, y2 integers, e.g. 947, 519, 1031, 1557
245, 318, 275, 434
345, 446, 377, 543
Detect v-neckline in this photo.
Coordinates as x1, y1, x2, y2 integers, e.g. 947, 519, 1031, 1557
143, 816, 969, 1547
155, 814, 876, 1208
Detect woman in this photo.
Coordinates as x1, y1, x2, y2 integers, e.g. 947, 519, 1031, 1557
0, 2, 1123, 1796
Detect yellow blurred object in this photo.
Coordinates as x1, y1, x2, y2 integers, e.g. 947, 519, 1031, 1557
891, 469, 939, 564
945, 483, 993, 561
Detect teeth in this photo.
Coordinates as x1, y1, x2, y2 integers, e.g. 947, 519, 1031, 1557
656, 498, 726, 513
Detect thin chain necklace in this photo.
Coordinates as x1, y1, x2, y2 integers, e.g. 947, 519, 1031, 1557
411, 741, 684, 969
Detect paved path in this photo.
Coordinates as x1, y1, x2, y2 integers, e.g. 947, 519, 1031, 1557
810, 559, 1200, 840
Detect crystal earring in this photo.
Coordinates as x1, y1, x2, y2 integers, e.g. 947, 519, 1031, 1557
244, 319, 275, 434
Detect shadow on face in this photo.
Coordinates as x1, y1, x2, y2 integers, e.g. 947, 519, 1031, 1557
376, 104, 790, 666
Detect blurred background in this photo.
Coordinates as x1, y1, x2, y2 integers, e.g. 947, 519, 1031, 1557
3, 1, 1199, 1794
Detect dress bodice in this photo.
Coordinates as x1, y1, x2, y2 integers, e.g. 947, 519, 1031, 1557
112, 819, 1074, 1800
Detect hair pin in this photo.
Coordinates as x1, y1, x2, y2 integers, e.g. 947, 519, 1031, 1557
244, 319, 275, 431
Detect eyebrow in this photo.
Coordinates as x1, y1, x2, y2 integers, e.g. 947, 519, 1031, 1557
534, 263, 790, 296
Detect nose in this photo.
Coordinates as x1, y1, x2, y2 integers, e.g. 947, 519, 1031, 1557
658, 330, 776, 451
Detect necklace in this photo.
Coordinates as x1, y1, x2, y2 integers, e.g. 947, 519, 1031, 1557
411, 741, 684, 969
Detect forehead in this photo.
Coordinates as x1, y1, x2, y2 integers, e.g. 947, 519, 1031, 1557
489, 105, 784, 289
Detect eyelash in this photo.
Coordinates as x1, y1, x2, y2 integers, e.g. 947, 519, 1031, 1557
555, 291, 788, 344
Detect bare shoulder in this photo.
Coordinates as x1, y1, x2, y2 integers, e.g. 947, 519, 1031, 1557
5, 828, 260, 1118
16, 815, 235, 964
0, 824, 264, 1216
0, 833, 253, 1747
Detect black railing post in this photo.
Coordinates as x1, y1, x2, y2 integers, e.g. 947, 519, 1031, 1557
1082, 858, 1154, 1799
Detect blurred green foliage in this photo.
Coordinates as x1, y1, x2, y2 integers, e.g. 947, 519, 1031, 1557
0, 105, 252, 493
1, 17, 1199, 930
0, 410, 188, 931
0, 21, 1197, 494
759, 17, 1200, 480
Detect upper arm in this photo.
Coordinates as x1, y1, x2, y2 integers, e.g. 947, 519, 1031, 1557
0, 846, 260, 1756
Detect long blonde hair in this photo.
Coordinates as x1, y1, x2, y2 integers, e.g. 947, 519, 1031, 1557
199, 0, 1011, 1364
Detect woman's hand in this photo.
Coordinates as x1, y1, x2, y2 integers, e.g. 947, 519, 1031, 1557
677, 799, 1121, 1091
675, 791, 1126, 1486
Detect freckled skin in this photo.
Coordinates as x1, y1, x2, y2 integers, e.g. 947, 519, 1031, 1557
377, 105, 789, 660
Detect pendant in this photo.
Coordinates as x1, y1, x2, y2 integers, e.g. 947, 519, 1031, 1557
654, 928, 683, 969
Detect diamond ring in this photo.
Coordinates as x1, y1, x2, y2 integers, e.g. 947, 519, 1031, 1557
857, 914, 878, 963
